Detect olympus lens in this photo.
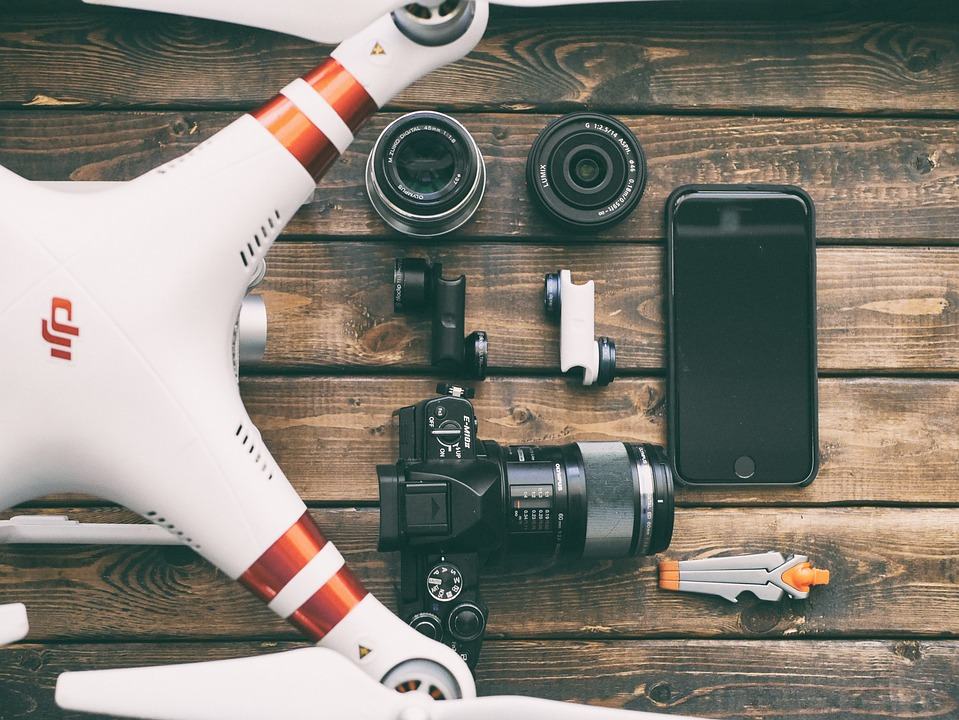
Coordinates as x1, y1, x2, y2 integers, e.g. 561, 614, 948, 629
366, 111, 486, 237
503, 442, 673, 559
526, 112, 646, 230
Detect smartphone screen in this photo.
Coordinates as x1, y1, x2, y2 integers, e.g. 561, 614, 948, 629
667, 187, 818, 485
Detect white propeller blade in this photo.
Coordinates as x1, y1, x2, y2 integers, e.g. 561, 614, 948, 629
80, 0, 408, 44
56, 646, 708, 720
55, 647, 409, 720
0, 603, 29, 646
80, 0, 688, 45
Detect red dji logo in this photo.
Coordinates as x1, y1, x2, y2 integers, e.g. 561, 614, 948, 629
41, 297, 79, 361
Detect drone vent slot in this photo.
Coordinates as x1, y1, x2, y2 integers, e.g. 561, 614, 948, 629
240, 209, 281, 267
236, 420, 278, 483
152, 136, 215, 177
144, 511, 201, 551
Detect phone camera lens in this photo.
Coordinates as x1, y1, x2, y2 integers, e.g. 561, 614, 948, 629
526, 112, 646, 230
367, 111, 486, 237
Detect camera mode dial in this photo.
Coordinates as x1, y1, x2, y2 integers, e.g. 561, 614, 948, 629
427, 561, 464, 602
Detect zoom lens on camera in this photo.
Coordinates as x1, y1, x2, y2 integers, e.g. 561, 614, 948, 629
367, 111, 486, 237
526, 112, 646, 230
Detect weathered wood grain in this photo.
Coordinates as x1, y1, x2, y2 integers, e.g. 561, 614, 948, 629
1, 639, 957, 720
1, 112, 958, 242
1, 6, 957, 115
4, 376, 956, 507
1, 507, 956, 641
235, 243, 959, 373
2, 5, 956, 719
233, 376, 959, 505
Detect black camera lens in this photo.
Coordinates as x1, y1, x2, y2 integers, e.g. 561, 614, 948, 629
367, 111, 486, 237
526, 112, 646, 230
503, 442, 672, 559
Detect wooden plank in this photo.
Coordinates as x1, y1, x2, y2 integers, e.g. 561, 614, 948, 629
1, 112, 958, 242
1, 6, 958, 115
241, 244, 959, 373
1, 639, 957, 720
235, 376, 959, 505
1, 507, 957, 641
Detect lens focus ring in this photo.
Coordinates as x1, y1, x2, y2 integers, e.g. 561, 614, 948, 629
577, 442, 636, 558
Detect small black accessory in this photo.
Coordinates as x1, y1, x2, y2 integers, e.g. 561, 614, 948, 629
526, 112, 646, 230
393, 258, 488, 379
377, 391, 674, 670
367, 111, 485, 237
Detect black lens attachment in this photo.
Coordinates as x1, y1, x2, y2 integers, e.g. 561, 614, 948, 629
526, 112, 646, 230
367, 111, 486, 237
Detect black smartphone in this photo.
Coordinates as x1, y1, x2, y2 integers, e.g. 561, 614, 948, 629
666, 185, 818, 486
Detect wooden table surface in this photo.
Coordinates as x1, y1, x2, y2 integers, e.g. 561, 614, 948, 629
1, 1, 958, 718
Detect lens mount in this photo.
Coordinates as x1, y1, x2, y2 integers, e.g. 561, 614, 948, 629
526, 112, 646, 230
367, 111, 486, 237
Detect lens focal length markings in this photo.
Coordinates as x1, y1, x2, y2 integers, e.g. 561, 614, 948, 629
509, 484, 553, 533
503, 445, 575, 556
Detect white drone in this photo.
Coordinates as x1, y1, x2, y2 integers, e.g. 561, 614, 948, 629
0, 1, 704, 719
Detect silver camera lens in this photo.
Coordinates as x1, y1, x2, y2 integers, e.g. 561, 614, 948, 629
366, 111, 486, 237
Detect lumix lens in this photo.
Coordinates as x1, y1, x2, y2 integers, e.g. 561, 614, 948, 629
366, 111, 486, 237
526, 112, 646, 230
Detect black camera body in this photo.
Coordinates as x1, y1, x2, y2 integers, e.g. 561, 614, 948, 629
378, 389, 675, 671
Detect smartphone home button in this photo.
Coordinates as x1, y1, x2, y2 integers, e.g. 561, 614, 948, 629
735, 455, 755, 479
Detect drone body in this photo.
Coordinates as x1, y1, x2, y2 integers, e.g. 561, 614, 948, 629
1, 1, 488, 702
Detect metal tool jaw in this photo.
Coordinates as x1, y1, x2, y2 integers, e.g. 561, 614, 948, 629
659, 551, 830, 603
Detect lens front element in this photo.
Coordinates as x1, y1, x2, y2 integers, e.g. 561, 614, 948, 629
527, 112, 647, 230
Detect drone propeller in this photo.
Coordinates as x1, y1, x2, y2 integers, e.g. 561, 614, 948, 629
80, 0, 408, 44
81, 0, 655, 44
56, 647, 705, 720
